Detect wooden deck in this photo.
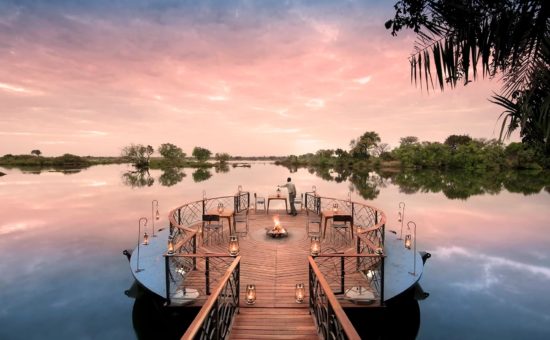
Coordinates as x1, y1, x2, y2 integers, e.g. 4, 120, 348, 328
196, 208, 359, 339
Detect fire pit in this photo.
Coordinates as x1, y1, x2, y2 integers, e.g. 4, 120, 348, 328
266, 215, 288, 238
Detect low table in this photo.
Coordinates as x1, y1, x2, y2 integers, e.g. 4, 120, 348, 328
267, 195, 288, 214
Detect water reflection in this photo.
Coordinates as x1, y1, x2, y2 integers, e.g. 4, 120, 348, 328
122, 169, 155, 187
279, 164, 550, 200
159, 167, 186, 187
192, 168, 212, 182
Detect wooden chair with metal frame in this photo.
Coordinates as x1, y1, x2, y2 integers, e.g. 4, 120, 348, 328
305, 208, 322, 236
202, 214, 224, 245
254, 193, 266, 213
234, 208, 249, 235
330, 215, 354, 244
293, 193, 304, 211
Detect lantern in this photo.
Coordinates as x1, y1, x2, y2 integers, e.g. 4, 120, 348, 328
228, 235, 239, 256
143, 232, 149, 245
332, 203, 338, 212
312, 185, 316, 195
295, 283, 305, 303
245, 284, 256, 305
238, 185, 242, 193
404, 234, 412, 249
276, 187, 281, 197
310, 236, 321, 256
167, 236, 175, 255
218, 202, 224, 213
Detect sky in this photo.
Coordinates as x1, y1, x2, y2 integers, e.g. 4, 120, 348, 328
0, 0, 514, 157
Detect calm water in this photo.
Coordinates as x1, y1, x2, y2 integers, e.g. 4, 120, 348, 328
1, 163, 549, 339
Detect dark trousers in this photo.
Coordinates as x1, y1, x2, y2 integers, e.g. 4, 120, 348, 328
289, 193, 297, 214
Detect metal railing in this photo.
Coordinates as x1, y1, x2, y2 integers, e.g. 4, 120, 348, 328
181, 256, 241, 340
312, 254, 385, 304
309, 256, 361, 340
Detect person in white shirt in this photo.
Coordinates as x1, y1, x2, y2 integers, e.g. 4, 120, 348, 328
278, 177, 297, 216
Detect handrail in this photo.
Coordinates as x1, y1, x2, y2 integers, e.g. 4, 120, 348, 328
308, 256, 361, 340
182, 256, 241, 340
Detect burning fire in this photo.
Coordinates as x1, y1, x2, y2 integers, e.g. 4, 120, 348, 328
271, 215, 285, 233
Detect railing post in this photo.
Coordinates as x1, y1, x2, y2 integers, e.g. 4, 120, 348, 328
178, 208, 182, 225
381, 256, 385, 305
340, 256, 345, 295
234, 195, 239, 213
214, 299, 220, 340
192, 234, 197, 270
326, 301, 332, 340
308, 262, 313, 314
165, 256, 171, 305
236, 262, 240, 313
206, 257, 210, 295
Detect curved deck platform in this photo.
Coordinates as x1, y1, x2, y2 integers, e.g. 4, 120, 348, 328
129, 209, 423, 304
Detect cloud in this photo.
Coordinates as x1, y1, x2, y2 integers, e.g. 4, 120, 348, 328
305, 98, 325, 109
207, 95, 229, 101
354, 76, 372, 85
0, 82, 30, 94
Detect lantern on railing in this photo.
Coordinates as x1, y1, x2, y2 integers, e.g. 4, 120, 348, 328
218, 202, 224, 213
312, 185, 316, 195
245, 284, 256, 305
310, 236, 321, 256
332, 203, 338, 212
228, 235, 239, 256
167, 236, 175, 255
295, 283, 305, 303
143, 232, 149, 245
276, 187, 281, 197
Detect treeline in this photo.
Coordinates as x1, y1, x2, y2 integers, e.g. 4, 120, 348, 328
121, 143, 231, 169
0, 153, 93, 167
277, 132, 550, 170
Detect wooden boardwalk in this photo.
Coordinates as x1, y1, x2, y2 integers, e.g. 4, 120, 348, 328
195, 208, 356, 339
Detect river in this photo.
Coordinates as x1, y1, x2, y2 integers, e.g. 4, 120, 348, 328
0, 163, 549, 339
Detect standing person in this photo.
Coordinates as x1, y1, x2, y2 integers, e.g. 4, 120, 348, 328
278, 177, 298, 216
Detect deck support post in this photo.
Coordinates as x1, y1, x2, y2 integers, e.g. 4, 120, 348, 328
206, 257, 210, 295
165, 255, 171, 305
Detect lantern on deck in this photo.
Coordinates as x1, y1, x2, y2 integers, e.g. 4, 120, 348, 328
143, 232, 149, 245
245, 284, 256, 305
228, 235, 239, 256
295, 283, 305, 303
167, 236, 175, 255
310, 236, 321, 256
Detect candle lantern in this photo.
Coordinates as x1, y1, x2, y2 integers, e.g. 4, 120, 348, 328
238, 185, 242, 193
295, 283, 305, 303
228, 235, 239, 256
276, 187, 281, 197
218, 202, 224, 213
332, 203, 338, 212
245, 284, 256, 305
152, 199, 160, 237
312, 185, 317, 195
310, 236, 321, 256
167, 236, 175, 255
143, 232, 149, 245
404, 234, 412, 249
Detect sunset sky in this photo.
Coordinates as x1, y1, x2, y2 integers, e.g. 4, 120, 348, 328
0, 0, 514, 156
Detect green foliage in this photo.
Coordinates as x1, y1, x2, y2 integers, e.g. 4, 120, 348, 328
159, 167, 186, 186
192, 147, 212, 162
444, 135, 473, 150
387, 0, 550, 154
31, 149, 42, 157
158, 143, 186, 162
399, 136, 419, 146
121, 169, 154, 187
192, 168, 212, 182
121, 144, 154, 168
350, 131, 381, 158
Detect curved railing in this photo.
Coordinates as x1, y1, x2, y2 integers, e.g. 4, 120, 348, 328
165, 192, 249, 303
182, 256, 241, 340
309, 256, 361, 340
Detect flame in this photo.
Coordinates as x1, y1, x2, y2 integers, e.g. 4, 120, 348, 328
273, 215, 280, 227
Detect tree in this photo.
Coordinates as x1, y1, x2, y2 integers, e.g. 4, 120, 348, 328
399, 136, 419, 147
192, 147, 212, 162
31, 149, 42, 157
350, 131, 381, 158
444, 134, 473, 150
373, 143, 390, 157
158, 143, 186, 162
387, 0, 550, 154
214, 152, 231, 163
121, 144, 154, 168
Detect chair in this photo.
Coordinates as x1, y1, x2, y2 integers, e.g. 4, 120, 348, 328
293, 193, 304, 211
306, 209, 322, 236
234, 208, 249, 234
254, 193, 266, 213
331, 215, 353, 244
202, 214, 224, 245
